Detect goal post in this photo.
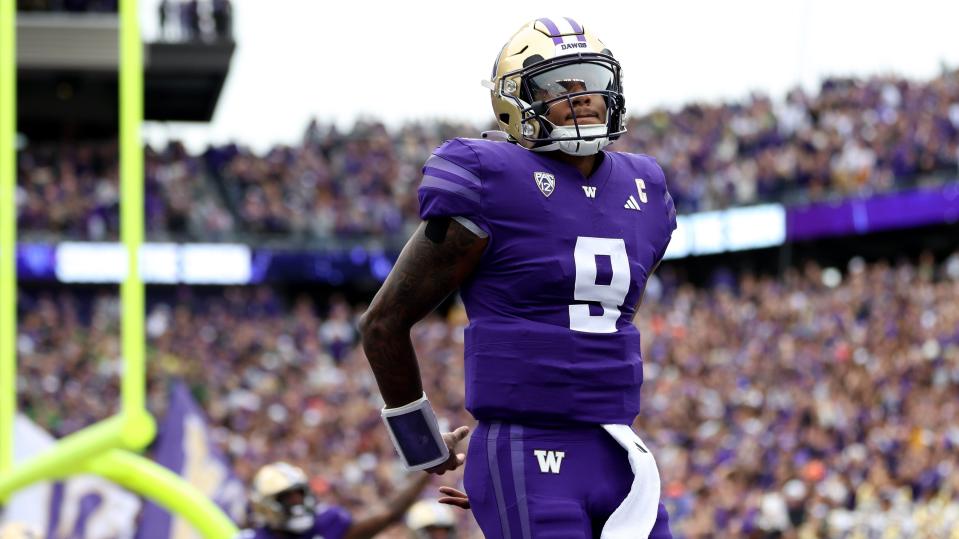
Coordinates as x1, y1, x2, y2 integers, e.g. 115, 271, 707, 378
0, 1, 240, 537
0, 0, 17, 478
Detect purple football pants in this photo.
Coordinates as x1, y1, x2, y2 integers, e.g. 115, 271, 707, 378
463, 421, 672, 539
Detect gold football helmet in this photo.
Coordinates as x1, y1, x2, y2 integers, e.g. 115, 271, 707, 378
0, 523, 40, 539
407, 499, 456, 538
485, 18, 626, 155
250, 462, 317, 533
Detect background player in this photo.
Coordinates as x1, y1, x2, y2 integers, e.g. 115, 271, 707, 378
239, 461, 432, 539
0, 523, 40, 539
360, 18, 675, 538
406, 499, 458, 538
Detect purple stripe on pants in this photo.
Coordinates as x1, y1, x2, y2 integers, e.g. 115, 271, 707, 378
537, 18, 564, 44
510, 425, 532, 539
487, 422, 512, 539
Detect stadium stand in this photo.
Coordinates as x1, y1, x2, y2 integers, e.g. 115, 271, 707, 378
16, 69, 959, 242
16, 140, 232, 241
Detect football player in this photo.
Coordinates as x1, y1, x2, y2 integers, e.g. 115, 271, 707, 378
360, 18, 675, 538
406, 499, 457, 538
239, 461, 431, 539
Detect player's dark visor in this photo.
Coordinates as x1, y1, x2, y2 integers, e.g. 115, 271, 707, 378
276, 487, 308, 507
523, 61, 616, 102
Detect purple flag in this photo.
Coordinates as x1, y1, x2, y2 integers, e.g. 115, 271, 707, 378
136, 381, 246, 539
0, 416, 141, 539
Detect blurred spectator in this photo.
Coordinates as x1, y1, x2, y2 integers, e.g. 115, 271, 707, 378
181, 0, 198, 41
158, 0, 169, 39
16, 0, 117, 12
211, 0, 232, 41
15, 249, 959, 537
156, 0, 233, 43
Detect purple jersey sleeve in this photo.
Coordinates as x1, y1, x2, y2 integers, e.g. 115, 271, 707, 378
313, 505, 353, 539
648, 159, 677, 263
417, 138, 491, 236
239, 506, 353, 539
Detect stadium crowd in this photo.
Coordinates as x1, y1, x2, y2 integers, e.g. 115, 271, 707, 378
16, 250, 959, 538
16, 69, 959, 242
16, 141, 234, 241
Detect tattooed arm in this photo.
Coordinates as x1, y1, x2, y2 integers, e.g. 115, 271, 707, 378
359, 219, 486, 406
359, 219, 487, 473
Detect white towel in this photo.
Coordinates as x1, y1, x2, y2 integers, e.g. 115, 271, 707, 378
600, 424, 662, 538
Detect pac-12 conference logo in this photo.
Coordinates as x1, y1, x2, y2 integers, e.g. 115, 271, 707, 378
534, 171, 555, 197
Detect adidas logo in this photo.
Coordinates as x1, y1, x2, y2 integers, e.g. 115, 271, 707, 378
624, 195, 642, 211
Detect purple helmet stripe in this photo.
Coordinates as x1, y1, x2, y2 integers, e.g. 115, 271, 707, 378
564, 17, 583, 33
537, 18, 564, 44
563, 17, 587, 42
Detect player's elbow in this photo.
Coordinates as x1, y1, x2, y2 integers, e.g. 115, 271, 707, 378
357, 307, 404, 345
357, 310, 379, 342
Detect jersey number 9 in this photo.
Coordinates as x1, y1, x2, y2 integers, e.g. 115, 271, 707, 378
569, 236, 630, 333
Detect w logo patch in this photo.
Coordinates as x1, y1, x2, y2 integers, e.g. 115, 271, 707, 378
533, 171, 555, 197
533, 450, 566, 474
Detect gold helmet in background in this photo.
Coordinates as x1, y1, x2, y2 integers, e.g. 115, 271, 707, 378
250, 462, 317, 533
0, 523, 40, 539
486, 17, 626, 156
407, 499, 456, 539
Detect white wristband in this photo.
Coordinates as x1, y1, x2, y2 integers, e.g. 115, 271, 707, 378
381, 393, 449, 471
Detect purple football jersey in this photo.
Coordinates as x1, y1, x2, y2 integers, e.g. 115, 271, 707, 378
418, 138, 676, 425
239, 505, 352, 539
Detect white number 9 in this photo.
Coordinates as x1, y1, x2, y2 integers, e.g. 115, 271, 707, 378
569, 236, 630, 333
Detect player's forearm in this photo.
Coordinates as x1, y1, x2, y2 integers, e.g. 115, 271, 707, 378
358, 319, 424, 407
385, 472, 431, 521
344, 474, 431, 539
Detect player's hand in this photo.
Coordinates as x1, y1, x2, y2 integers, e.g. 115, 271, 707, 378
425, 426, 470, 475
438, 486, 471, 509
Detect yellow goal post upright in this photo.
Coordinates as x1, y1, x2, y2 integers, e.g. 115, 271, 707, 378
0, 2, 238, 537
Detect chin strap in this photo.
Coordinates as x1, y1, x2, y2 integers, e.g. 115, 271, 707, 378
284, 503, 316, 533
530, 124, 612, 156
